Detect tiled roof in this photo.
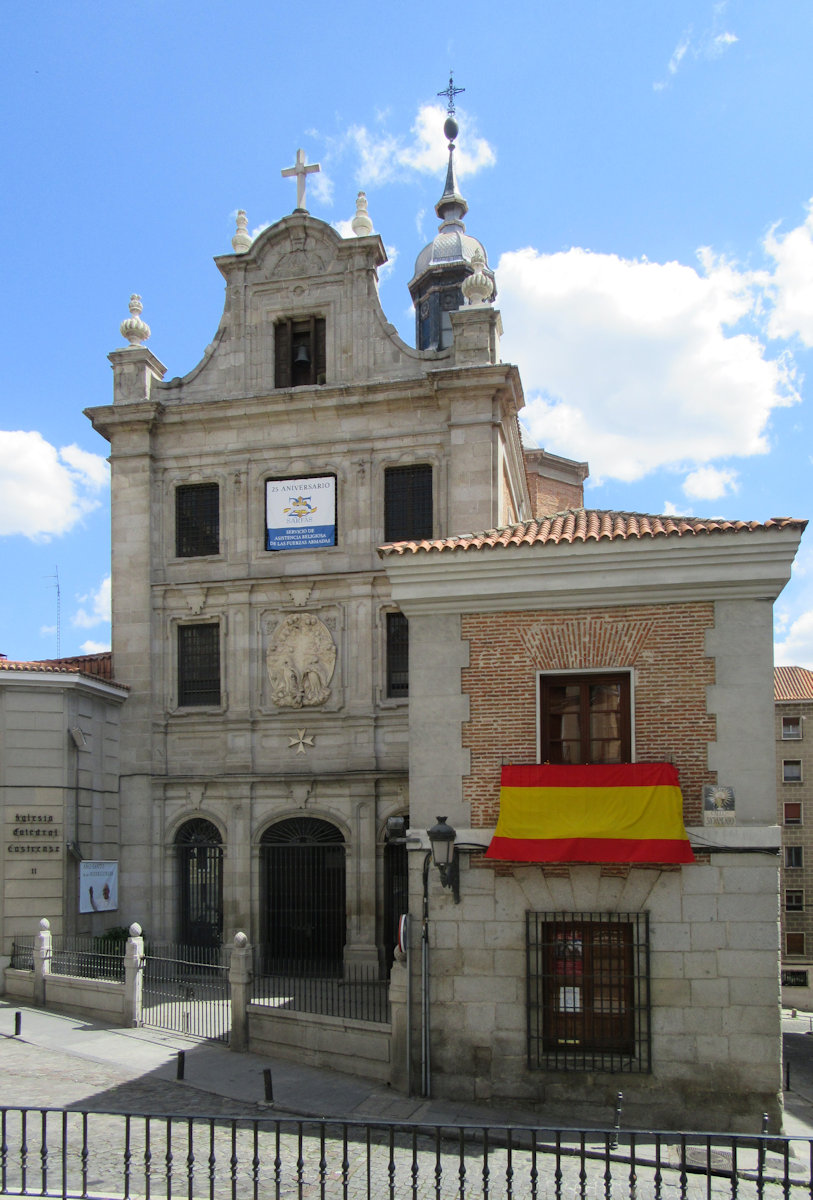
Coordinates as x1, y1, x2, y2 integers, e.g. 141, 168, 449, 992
775, 666, 813, 701
0, 652, 119, 685
379, 509, 807, 556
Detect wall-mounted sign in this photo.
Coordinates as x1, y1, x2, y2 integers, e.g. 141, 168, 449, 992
79, 861, 119, 913
6, 811, 62, 854
266, 475, 336, 551
702, 785, 735, 826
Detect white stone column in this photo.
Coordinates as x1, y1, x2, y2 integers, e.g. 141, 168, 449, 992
229, 932, 253, 1052
123, 923, 145, 1027
344, 786, 379, 973
33, 918, 52, 1006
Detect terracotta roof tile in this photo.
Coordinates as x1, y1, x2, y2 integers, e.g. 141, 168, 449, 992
0, 652, 121, 686
775, 666, 813, 701
379, 509, 807, 556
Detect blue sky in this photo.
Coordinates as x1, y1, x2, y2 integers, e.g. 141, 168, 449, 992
2, 0, 813, 666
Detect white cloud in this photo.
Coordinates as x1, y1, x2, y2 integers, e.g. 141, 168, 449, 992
682, 465, 739, 501
333, 218, 356, 239
765, 200, 813, 346
502, 245, 798, 485
654, 6, 738, 89
79, 639, 111, 654
0, 432, 108, 540
775, 609, 813, 670
73, 576, 111, 629
342, 104, 495, 189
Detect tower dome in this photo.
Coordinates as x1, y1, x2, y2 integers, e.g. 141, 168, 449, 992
408, 102, 496, 351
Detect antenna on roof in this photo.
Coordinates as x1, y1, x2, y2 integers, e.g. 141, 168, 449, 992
45, 566, 61, 658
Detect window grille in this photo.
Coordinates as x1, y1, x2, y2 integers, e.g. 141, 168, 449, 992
526, 910, 651, 1073
386, 611, 409, 697
384, 464, 433, 542
175, 483, 219, 558
539, 673, 631, 764
178, 624, 220, 707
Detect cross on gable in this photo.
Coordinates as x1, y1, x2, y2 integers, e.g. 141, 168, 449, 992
281, 148, 321, 212
437, 72, 465, 115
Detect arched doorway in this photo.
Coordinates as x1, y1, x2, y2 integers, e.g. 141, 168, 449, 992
175, 818, 223, 947
260, 817, 345, 973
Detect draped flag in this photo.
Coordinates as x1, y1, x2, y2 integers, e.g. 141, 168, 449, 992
486, 763, 694, 864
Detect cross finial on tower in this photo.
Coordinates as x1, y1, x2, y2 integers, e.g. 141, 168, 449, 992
437, 71, 465, 115
281, 148, 321, 212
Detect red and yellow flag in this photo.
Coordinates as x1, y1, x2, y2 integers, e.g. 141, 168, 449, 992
486, 763, 694, 864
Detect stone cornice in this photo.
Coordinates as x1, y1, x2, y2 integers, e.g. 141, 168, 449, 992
384, 527, 804, 613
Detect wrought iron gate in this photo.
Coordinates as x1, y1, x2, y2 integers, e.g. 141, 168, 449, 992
260, 817, 346, 972
142, 943, 230, 1042
175, 819, 223, 948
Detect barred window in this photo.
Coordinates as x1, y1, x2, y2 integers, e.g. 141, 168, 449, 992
540, 673, 631, 764
178, 624, 220, 707
384, 464, 433, 543
386, 611, 409, 698
527, 911, 650, 1073
176, 483, 219, 558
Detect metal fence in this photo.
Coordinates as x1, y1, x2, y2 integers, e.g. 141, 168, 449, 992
252, 953, 390, 1023
10, 934, 126, 981
142, 942, 231, 1042
1, 1106, 811, 1198
9, 935, 34, 971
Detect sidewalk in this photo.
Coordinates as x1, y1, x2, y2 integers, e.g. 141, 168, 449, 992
3, 999, 813, 1139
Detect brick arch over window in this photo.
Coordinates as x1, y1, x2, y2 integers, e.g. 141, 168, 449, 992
519, 615, 656, 670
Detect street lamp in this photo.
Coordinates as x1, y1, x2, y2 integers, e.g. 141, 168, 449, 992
427, 816, 459, 903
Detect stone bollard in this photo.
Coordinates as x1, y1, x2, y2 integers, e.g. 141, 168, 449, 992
33, 918, 52, 1007
229, 932, 252, 1053
123, 923, 145, 1027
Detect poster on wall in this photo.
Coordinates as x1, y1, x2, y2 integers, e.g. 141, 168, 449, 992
79, 861, 119, 913
265, 475, 336, 551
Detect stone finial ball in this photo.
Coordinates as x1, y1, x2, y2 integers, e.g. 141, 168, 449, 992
40, 918, 50, 930
129, 923, 142, 937
444, 116, 459, 142
234, 931, 248, 947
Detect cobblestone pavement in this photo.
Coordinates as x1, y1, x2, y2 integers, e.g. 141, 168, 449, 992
2, 1008, 813, 1197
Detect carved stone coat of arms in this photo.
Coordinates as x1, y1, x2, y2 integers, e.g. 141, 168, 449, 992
266, 613, 336, 708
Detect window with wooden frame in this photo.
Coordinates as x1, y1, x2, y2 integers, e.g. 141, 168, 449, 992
787, 932, 806, 956
785, 801, 803, 825
527, 911, 650, 1073
175, 483, 219, 558
178, 623, 221, 707
784, 759, 803, 783
384, 464, 433, 543
540, 673, 632, 764
786, 890, 805, 912
274, 317, 326, 388
782, 715, 803, 740
385, 611, 409, 698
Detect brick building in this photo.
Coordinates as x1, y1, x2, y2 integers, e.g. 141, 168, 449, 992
776, 665, 813, 1006
383, 511, 804, 1131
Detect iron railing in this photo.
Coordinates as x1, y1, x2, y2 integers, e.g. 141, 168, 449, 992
9, 934, 126, 981
142, 942, 231, 1042
0, 1107, 810, 1198
9, 935, 34, 971
252, 953, 390, 1023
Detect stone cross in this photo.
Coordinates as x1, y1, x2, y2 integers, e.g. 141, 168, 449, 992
281, 148, 320, 211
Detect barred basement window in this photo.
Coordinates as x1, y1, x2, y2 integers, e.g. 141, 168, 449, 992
384, 464, 433, 543
386, 611, 409, 698
527, 911, 651, 1073
176, 483, 219, 558
178, 624, 220, 707
274, 317, 326, 388
539, 673, 632, 764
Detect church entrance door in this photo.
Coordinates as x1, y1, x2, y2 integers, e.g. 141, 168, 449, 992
260, 817, 346, 973
175, 819, 224, 948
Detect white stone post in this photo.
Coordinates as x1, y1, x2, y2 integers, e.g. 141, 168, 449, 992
388, 947, 410, 1093
33, 918, 52, 1006
123, 923, 145, 1028
229, 932, 252, 1052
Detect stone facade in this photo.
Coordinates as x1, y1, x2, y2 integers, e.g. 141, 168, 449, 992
383, 520, 803, 1131
0, 659, 127, 974
775, 666, 813, 1007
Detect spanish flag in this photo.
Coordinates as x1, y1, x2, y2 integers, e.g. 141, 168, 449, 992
486, 763, 694, 864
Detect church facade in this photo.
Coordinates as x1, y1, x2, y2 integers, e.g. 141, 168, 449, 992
77, 122, 805, 1130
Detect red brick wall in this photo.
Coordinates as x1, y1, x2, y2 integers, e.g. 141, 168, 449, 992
461, 603, 716, 827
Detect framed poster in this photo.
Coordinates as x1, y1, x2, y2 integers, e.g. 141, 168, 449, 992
79, 861, 119, 913
265, 475, 336, 551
